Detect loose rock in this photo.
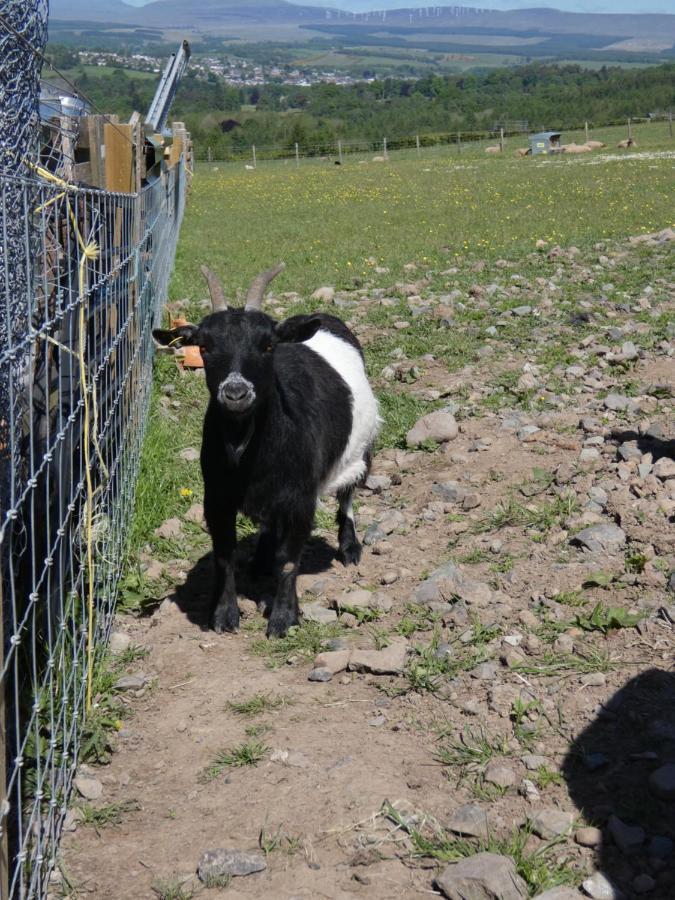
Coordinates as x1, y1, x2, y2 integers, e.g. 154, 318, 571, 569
197, 848, 266, 880
435, 852, 528, 900
406, 409, 458, 447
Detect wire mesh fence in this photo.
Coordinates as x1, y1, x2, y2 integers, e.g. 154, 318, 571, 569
0, 160, 186, 897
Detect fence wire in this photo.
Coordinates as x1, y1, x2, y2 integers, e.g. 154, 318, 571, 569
0, 162, 186, 898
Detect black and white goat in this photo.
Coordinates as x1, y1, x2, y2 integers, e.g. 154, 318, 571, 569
153, 264, 380, 638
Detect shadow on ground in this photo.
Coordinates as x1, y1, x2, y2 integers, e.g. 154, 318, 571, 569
562, 668, 675, 898
171, 533, 338, 629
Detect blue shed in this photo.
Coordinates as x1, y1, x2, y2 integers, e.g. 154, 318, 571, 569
529, 131, 562, 155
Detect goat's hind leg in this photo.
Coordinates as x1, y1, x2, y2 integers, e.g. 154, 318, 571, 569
336, 485, 361, 566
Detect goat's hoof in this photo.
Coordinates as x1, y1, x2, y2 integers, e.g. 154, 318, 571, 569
266, 614, 298, 639
212, 607, 239, 634
338, 541, 362, 566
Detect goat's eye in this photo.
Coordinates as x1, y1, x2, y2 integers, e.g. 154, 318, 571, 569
263, 344, 274, 353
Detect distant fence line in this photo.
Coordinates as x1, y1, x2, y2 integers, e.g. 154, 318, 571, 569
195, 112, 673, 165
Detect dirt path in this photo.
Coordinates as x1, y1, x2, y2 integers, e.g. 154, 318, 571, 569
60, 234, 675, 900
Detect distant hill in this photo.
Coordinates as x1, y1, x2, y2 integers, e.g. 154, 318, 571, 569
49, 1, 675, 50
49, 0, 326, 25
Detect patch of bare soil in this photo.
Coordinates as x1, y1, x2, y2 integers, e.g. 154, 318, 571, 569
60, 235, 675, 900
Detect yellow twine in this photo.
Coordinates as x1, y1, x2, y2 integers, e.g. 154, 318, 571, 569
28, 159, 107, 710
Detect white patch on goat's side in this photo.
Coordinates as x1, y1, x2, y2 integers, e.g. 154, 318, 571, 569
305, 330, 381, 494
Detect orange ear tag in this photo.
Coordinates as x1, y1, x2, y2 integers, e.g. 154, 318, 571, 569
168, 316, 204, 368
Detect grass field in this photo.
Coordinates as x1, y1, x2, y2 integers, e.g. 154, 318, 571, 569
128, 119, 674, 552
172, 121, 674, 303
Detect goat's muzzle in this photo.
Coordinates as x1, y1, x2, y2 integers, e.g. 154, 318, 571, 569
217, 374, 256, 413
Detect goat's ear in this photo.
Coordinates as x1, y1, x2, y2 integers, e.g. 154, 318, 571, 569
275, 315, 322, 344
152, 324, 199, 348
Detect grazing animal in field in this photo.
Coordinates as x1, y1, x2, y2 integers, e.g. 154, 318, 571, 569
153, 264, 380, 638
617, 138, 635, 149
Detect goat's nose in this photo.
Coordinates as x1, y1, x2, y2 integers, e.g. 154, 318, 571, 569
223, 377, 248, 400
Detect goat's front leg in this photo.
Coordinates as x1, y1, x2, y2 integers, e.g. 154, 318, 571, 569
266, 513, 312, 639
206, 502, 239, 634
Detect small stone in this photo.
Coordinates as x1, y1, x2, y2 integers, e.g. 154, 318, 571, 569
368, 715, 386, 727
603, 394, 630, 412
155, 517, 183, 539
184, 502, 204, 524
301, 601, 338, 625
348, 641, 408, 675
533, 889, 584, 900
74, 775, 103, 800
484, 761, 517, 788
406, 409, 458, 447
571, 523, 626, 554
197, 848, 266, 880
653, 457, 675, 480
114, 672, 151, 692
521, 754, 550, 771
108, 631, 131, 655
648, 836, 673, 859
270, 749, 310, 768
447, 803, 489, 839
435, 852, 528, 900
632, 875, 655, 894
471, 661, 498, 680
608, 814, 645, 854
311, 286, 335, 303
576, 826, 602, 847
530, 808, 575, 839
582, 871, 624, 900
365, 474, 392, 492
581, 672, 606, 687
313, 649, 350, 674
179, 447, 200, 462
308, 667, 333, 682
649, 763, 675, 800
582, 752, 608, 771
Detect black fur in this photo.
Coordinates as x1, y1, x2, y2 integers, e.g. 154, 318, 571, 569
153, 308, 370, 638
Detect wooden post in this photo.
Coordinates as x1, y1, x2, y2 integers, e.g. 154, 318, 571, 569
669, 109, 673, 139
585, 120, 589, 142
295, 142, 299, 167
457, 131, 461, 154
383, 137, 388, 160
86, 114, 106, 188
415, 134, 420, 155
252, 145, 257, 169
338, 139, 343, 164
628, 117, 632, 140
207, 146, 213, 163
104, 122, 134, 192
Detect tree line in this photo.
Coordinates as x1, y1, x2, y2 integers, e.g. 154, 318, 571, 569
48, 53, 675, 156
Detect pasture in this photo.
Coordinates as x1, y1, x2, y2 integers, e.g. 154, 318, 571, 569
60, 118, 675, 899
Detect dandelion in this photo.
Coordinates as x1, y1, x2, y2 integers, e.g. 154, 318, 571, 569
180, 488, 193, 499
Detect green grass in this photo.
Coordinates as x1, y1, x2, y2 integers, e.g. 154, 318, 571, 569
80, 800, 141, 828
177, 127, 674, 303
227, 693, 290, 716
384, 801, 578, 894
151, 877, 193, 900
250, 620, 345, 666
199, 740, 270, 782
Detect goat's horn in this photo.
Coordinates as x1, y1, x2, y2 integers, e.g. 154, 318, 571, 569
200, 264, 227, 312
244, 262, 285, 311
